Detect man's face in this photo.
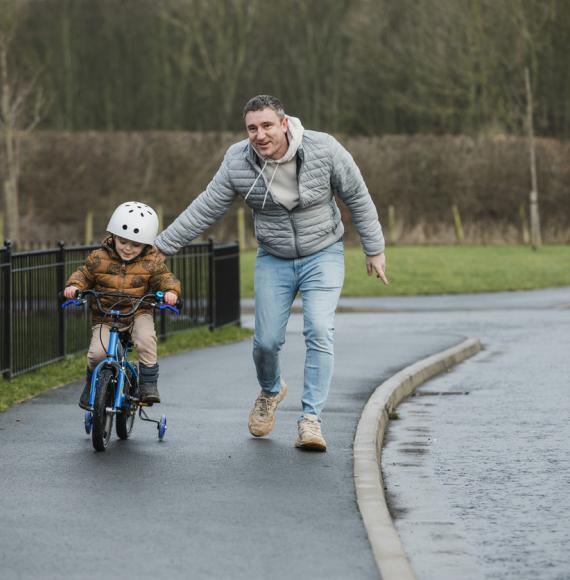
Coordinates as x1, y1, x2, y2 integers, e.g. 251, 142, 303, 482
245, 108, 289, 160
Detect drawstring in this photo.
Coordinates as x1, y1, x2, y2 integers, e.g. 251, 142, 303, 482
244, 159, 268, 203
262, 164, 279, 210
245, 159, 280, 210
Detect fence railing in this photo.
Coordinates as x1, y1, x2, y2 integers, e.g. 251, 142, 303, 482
0, 239, 240, 379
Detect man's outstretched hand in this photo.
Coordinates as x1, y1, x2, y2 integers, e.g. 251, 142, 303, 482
365, 252, 389, 285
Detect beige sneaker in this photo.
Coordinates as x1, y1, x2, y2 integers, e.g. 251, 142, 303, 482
248, 381, 288, 437
295, 415, 327, 452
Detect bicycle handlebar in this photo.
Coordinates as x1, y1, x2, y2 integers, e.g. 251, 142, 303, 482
61, 289, 181, 317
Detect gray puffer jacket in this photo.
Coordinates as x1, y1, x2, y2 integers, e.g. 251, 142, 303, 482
154, 128, 384, 259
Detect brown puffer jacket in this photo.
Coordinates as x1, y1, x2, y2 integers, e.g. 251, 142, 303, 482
66, 236, 182, 325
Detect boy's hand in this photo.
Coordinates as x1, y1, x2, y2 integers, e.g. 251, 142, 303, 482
164, 291, 178, 305
64, 285, 80, 299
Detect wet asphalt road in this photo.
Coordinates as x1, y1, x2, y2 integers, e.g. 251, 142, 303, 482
381, 289, 570, 580
1, 287, 568, 579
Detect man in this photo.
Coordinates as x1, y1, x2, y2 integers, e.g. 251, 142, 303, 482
154, 95, 387, 452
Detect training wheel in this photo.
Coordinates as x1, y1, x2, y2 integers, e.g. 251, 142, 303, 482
158, 414, 167, 441
84, 411, 93, 435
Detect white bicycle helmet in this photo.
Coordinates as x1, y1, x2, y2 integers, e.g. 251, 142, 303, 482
106, 201, 159, 245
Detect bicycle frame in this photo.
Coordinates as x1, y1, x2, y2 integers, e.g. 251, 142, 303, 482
89, 322, 139, 415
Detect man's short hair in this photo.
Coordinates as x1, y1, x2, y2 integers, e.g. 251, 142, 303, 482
242, 95, 286, 120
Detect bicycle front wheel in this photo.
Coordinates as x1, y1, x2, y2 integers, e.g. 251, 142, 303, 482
92, 368, 115, 452
116, 366, 137, 440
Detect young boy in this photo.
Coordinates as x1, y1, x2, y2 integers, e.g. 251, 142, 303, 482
64, 201, 181, 409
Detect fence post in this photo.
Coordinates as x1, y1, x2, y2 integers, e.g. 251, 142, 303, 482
519, 202, 530, 245
235, 239, 241, 327
208, 238, 215, 331
388, 205, 396, 245
84, 211, 93, 245
157, 205, 164, 233
451, 204, 464, 244
3, 240, 12, 379
237, 207, 247, 250
57, 241, 66, 359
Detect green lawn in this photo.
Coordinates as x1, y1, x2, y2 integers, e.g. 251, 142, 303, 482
0, 325, 252, 412
240, 244, 570, 297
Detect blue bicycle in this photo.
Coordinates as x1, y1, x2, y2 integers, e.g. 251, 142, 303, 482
61, 289, 180, 452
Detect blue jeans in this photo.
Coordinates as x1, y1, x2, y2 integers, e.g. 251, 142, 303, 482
253, 240, 345, 418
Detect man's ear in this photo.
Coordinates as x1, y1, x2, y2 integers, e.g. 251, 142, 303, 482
281, 116, 289, 134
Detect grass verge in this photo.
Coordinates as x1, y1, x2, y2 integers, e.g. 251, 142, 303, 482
0, 325, 252, 412
241, 244, 570, 297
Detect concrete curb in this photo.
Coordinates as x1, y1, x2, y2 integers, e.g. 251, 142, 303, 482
353, 337, 482, 580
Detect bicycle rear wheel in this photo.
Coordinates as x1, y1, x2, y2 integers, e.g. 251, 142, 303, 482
116, 366, 137, 440
92, 368, 115, 452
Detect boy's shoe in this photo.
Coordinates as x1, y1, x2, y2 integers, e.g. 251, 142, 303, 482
139, 363, 161, 405
140, 382, 160, 405
248, 381, 288, 437
79, 368, 93, 410
295, 415, 327, 452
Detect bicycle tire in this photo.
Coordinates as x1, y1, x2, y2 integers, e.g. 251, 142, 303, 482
92, 368, 115, 452
116, 366, 137, 440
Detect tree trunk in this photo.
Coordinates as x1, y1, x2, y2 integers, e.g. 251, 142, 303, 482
1, 42, 20, 241
525, 67, 542, 249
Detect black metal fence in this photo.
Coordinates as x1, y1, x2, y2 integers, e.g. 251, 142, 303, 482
0, 239, 240, 379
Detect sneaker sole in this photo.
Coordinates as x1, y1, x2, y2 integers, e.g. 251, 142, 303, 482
295, 439, 327, 452
248, 382, 288, 437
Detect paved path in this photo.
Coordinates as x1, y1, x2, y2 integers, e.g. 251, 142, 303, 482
0, 309, 459, 580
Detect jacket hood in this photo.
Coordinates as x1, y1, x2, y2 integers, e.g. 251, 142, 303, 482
102, 235, 120, 259
278, 115, 304, 164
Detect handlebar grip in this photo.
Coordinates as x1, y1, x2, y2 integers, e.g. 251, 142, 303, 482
158, 304, 180, 315
154, 291, 183, 311
61, 299, 83, 309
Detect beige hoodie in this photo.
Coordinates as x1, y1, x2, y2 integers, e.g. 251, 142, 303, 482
255, 116, 304, 211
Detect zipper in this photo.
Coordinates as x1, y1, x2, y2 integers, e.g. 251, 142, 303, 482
289, 212, 301, 256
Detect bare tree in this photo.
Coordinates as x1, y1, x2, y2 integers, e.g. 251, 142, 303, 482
162, 0, 258, 130
0, 0, 45, 241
